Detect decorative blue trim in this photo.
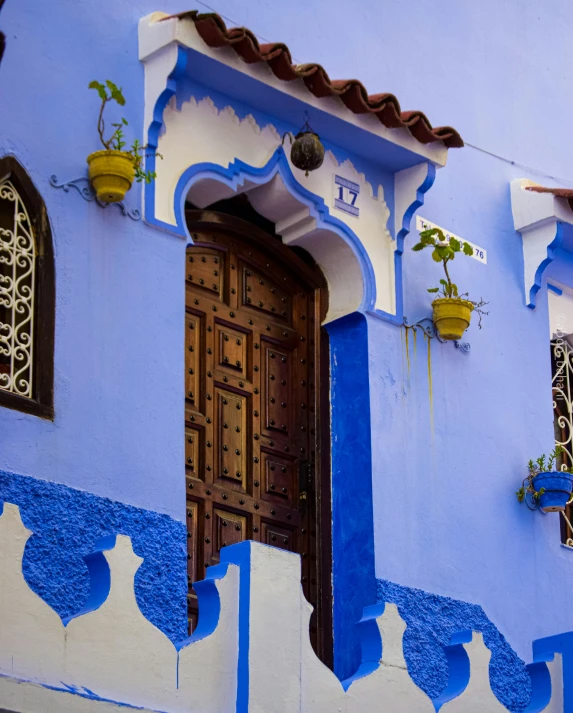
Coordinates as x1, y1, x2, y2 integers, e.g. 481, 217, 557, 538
327, 312, 376, 681
145, 146, 438, 328
49, 175, 141, 220
532, 632, 573, 713
62, 535, 117, 626
169, 146, 377, 314
524, 655, 553, 713
433, 631, 472, 711
176, 562, 230, 651
394, 164, 437, 321
144, 75, 383, 678
147, 47, 189, 153
5, 675, 157, 710
221, 541, 253, 713
367, 307, 404, 326
0, 469, 188, 644
390, 161, 473, 353
341, 602, 385, 691
144, 45, 189, 231
528, 222, 564, 308
377, 578, 533, 711
547, 282, 563, 296
143, 58, 441, 323
395, 162, 438, 253
361, 165, 436, 327
342, 592, 555, 712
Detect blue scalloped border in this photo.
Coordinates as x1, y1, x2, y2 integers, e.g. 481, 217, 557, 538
0, 469, 188, 644
143, 50, 435, 326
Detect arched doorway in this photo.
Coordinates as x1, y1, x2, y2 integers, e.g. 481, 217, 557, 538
184, 208, 332, 662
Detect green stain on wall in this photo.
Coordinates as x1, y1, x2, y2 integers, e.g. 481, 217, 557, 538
404, 326, 411, 382
426, 333, 434, 439
402, 327, 434, 439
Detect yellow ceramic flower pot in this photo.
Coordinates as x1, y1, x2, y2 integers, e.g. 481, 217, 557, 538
432, 298, 474, 340
87, 150, 134, 203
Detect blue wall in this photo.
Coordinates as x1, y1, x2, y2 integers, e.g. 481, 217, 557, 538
0, 0, 187, 522
0, 470, 188, 643
368, 142, 573, 665
2, 0, 573, 680
328, 313, 376, 680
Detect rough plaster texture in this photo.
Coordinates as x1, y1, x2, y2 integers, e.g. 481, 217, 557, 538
0, 514, 564, 713
0, 501, 239, 712
0, 470, 188, 643
377, 579, 531, 712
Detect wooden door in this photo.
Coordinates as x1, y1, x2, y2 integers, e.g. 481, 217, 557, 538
184, 211, 331, 660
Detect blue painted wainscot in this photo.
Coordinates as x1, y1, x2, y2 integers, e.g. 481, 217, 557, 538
0, 469, 188, 643
378, 578, 531, 712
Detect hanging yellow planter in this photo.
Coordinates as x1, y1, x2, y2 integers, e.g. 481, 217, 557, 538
432, 298, 474, 340
87, 150, 135, 203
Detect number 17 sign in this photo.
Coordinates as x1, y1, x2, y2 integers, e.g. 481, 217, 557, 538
334, 175, 360, 217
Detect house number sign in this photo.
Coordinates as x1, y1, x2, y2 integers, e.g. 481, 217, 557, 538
334, 175, 360, 217
416, 216, 487, 264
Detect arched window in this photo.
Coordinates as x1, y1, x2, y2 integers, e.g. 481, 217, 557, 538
0, 157, 54, 418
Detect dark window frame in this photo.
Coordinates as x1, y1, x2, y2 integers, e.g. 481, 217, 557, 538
0, 156, 55, 419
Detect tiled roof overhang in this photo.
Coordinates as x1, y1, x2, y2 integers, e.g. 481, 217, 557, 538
161, 10, 464, 150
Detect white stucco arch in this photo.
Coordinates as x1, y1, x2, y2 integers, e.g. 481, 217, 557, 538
139, 20, 445, 325
182, 162, 371, 324
144, 93, 404, 321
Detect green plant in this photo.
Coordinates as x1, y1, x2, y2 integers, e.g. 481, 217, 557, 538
516, 446, 573, 504
89, 80, 161, 183
412, 227, 489, 326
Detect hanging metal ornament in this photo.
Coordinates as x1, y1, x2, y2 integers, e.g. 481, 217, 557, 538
282, 113, 325, 177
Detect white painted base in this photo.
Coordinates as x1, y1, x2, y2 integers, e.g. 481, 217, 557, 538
0, 674, 160, 713
0, 503, 564, 713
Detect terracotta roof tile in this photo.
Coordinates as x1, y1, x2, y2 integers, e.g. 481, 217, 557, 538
162, 10, 464, 149
526, 185, 573, 211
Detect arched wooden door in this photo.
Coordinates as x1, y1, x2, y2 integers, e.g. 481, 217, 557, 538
184, 210, 332, 660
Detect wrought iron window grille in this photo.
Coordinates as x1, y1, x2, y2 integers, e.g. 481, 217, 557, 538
552, 338, 573, 543
0, 179, 36, 397
0, 156, 54, 419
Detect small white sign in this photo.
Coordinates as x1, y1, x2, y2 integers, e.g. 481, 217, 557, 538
416, 216, 487, 264
334, 175, 360, 217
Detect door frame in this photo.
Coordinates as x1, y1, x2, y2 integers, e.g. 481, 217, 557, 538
185, 209, 333, 666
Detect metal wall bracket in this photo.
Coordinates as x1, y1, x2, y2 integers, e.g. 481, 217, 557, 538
560, 507, 573, 547
49, 175, 141, 221
403, 316, 471, 353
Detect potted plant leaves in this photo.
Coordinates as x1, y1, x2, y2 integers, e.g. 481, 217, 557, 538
87, 80, 160, 203
412, 227, 488, 340
516, 446, 573, 512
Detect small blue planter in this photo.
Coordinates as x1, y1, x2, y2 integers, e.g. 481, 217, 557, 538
533, 472, 573, 512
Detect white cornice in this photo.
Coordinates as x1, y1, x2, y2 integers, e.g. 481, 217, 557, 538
510, 178, 573, 232
138, 12, 448, 167
510, 179, 573, 308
